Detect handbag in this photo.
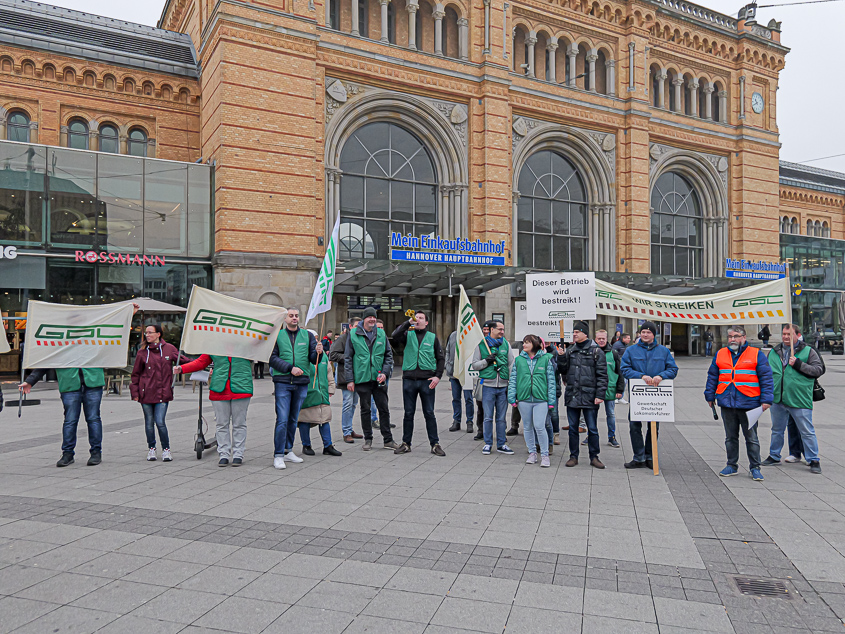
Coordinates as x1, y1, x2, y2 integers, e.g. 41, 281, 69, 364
813, 379, 826, 402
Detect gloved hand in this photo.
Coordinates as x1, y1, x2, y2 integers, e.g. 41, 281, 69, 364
485, 354, 496, 364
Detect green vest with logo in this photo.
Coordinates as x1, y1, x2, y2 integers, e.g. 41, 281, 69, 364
56, 368, 105, 393
350, 327, 388, 384
479, 341, 509, 381
208, 356, 253, 395
769, 345, 814, 409
515, 354, 552, 402
302, 354, 330, 409
275, 328, 314, 380
605, 350, 619, 402
402, 330, 436, 372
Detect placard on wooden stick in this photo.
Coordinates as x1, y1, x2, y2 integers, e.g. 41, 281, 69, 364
629, 379, 675, 475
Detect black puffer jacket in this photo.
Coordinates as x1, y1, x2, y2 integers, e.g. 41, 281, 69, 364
556, 339, 608, 409
330, 331, 352, 386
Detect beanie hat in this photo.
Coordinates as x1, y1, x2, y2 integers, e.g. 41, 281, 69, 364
573, 320, 589, 335
483, 320, 496, 329
362, 307, 377, 319
640, 321, 658, 336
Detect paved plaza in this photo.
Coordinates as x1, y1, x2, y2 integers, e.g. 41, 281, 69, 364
1, 355, 845, 633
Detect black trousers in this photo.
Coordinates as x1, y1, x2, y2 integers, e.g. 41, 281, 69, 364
356, 381, 393, 443
721, 407, 761, 469
511, 405, 521, 427
475, 400, 484, 428
402, 379, 439, 447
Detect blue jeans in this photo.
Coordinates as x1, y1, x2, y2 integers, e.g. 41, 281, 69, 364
482, 385, 508, 448
141, 402, 170, 450
273, 383, 308, 456
519, 402, 549, 457
341, 387, 377, 436
705, 341, 713, 356
450, 378, 474, 424
298, 422, 333, 448
770, 403, 819, 462
568, 407, 600, 459
603, 400, 617, 440
60, 386, 103, 456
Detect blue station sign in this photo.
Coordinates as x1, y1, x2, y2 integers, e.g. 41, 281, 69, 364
724, 258, 786, 280
390, 233, 506, 266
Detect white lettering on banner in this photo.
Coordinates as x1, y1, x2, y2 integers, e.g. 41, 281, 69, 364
629, 379, 675, 422
0, 246, 17, 259
526, 273, 597, 321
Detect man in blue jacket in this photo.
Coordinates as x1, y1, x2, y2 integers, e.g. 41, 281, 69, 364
620, 321, 679, 469
704, 325, 773, 481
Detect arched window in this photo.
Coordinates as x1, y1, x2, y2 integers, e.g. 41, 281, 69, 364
823, 221, 830, 238
516, 151, 588, 270
99, 124, 119, 154
339, 122, 437, 261
128, 128, 148, 157
780, 216, 789, 234
650, 171, 703, 277
67, 118, 89, 150
6, 111, 30, 142
807, 219, 814, 236
650, 65, 662, 108
790, 217, 798, 234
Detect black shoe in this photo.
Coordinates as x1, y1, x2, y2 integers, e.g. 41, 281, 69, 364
466, 423, 473, 434
449, 421, 461, 432
474, 431, 484, 441
810, 461, 822, 474
390, 423, 396, 428
761, 456, 781, 466
232, 458, 243, 466
302, 446, 315, 456
218, 458, 229, 467
431, 444, 445, 457
394, 442, 411, 455
624, 460, 646, 469
323, 445, 342, 456
56, 453, 74, 467
87, 452, 101, 466
645, 459, 653, 469
506, 427, 519, 436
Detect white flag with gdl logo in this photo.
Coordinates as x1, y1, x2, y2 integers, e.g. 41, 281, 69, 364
181, 286, 286, 361
306, 214, 341, 325
22, 301, 134, 368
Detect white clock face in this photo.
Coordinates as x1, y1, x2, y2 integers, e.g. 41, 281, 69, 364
751, 92, 764, 114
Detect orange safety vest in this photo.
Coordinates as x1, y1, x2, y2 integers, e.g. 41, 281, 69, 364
715, 346, 761, 397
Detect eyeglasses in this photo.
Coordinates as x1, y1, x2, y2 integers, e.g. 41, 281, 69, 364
727, 335, 744, 340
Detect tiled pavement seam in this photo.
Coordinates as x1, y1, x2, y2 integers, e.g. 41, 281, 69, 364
661, 424, 845, 633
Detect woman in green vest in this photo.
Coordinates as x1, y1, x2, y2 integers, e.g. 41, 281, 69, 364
297, 331, 342, 456
508, 334, 556, 467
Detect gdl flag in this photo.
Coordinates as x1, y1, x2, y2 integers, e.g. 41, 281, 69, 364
22, 301, 134, 369
181, 286, 286, 361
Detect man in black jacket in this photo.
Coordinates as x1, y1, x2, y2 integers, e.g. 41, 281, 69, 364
392, 311, 446, 456
330, 316, 366, 443
557, 321, 608, 469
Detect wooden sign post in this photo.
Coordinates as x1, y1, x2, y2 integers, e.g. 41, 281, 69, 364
651, 421, 659, 476
629, 379, 674, 477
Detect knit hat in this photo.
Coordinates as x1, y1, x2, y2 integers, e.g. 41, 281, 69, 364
483, 320, 496, 329
572, 320, 589, 335
362, 307, 377, 319
640, 321, 658, 336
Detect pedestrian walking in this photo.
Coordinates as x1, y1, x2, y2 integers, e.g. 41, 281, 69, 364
445, 330, 475, 434
344, 307, 399, 451
704, 325, 773, 481
594, 329, 624, 448
508, 334, 556, 467
471, 320, 516, 455
297, 332, 342, 457
704, 328, 714, 357
621, 321, 679, 469
175, 353, 253, 467
253, 361, 265, 379
130, 324, 184, 462
759, 325, 771, 347
330, 316, 366, 443
557, 321, 608, 469
762, 324, 825, 474
269, 308, 317, 469
392, 311, 446, 456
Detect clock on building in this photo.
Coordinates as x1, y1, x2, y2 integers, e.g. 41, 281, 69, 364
751, 92, 764, 114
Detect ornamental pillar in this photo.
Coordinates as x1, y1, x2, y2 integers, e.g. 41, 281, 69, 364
587, 49, 598, 92
433, 6, 445, 55
351, 0, 359, 36
525, 32, 537, 78
656, 70, 667, 108
458, 17, 468, 60
407, 1, 418, 50
688, 78, 699, 116
606, 59, 616, 96
546, 38, 558, 81
379, 0, 389, 43
567, 43, 577, 87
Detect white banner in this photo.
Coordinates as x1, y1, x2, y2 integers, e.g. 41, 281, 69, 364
0, 318, 9, 354
306, 214, 341, 325
22, 301, 133, 369
629, 379, 675, 422
526, 272, 597, 323
515, 301, 572, 343
595, 277, 790, 325
181, 286, 286, 361
454, 285, 484, 387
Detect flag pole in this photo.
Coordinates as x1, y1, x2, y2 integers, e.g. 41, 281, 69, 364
785, 262, 795, 357
312, 313, 325, 389
18, 357, 25, 418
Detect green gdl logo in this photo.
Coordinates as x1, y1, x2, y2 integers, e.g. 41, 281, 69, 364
732, 295, 784, 308
34, 323, 124, 345
193, 310, 275, 339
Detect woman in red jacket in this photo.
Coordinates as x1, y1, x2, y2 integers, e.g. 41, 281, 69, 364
131, 324, 182, 462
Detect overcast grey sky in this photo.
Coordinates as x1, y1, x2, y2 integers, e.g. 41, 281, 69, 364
52, 0, 845, 174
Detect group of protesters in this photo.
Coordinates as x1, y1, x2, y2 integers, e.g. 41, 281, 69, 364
3, 303, 826, 480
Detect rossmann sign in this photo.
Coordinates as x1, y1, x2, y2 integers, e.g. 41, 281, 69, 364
75, 250, 166, 266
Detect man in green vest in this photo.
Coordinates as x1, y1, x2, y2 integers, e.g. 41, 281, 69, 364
344, 307, 399, 451
763, 323, 825, 474
471, 320, 516, 455
594, 329, 625, 448
392, 311, 446, 456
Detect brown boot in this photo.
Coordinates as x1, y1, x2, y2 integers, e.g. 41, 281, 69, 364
351, 431, 363, 439
590, 457, 605, 469
343, 435, 354, 444
565, 457, 578, 467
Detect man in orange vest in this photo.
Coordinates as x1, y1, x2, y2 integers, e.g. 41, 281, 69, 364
704, 325, 773, 481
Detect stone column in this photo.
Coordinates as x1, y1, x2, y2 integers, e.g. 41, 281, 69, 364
703, 83, 714, 119
379, 0, 389, 43
656, 70, 667, 108
672, 78, 683, 112
458, 17, 468, 60
591, 205, 601, 270
351, 0, 359, 36
688, 78, 698, 116
407, 1, 417, 50
587, 50, 598, 92
28, 120, 37, 143
546, 38, 558, 81
433, 5, 445, 56
627, 42, 635, 92
643, 45, 649, 96
606, 59, 616, 96
739, 76, 746, 120
147, 139, 156, 159
525, 32, 537, 78
719, 90, 728, 123
512, 192, 521, 262
119, 133, 128, 155
567, 43, 577, 87
483, 0, 491, 54
603, 206, 612, 271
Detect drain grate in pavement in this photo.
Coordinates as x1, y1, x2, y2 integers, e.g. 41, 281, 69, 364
733, 576, 791, 599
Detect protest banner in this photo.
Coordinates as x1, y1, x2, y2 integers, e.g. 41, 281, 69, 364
455, 285, 484, 387
515, 301, 572, 343
629, 378, 675, 476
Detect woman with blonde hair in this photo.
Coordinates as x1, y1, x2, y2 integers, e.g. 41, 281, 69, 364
508, 334, 556, 467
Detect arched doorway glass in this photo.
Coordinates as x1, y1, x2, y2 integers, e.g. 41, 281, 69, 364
516, 150, 588, 270
650, 171, 703, 277
339, 121, 437, 260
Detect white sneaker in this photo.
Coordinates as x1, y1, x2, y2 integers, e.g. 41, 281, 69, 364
284, 451, 303, 463
784, 455, 799, 463
146, 448, 157, 461
162, 449, 172, 462
274, 456, 286, 469
620, 398, 628, 404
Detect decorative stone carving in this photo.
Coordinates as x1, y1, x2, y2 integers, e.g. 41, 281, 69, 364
431, 101, 467, 145
650, 142, 729, 191
512, 117, 528, 137
325, 80, 364, 124
649, 144, 662, 161
450, 105, 467, 125
602, 134, 615, 152
511, 118, 615, 172
717, 157, 728, 172
326, 79, 348, 103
